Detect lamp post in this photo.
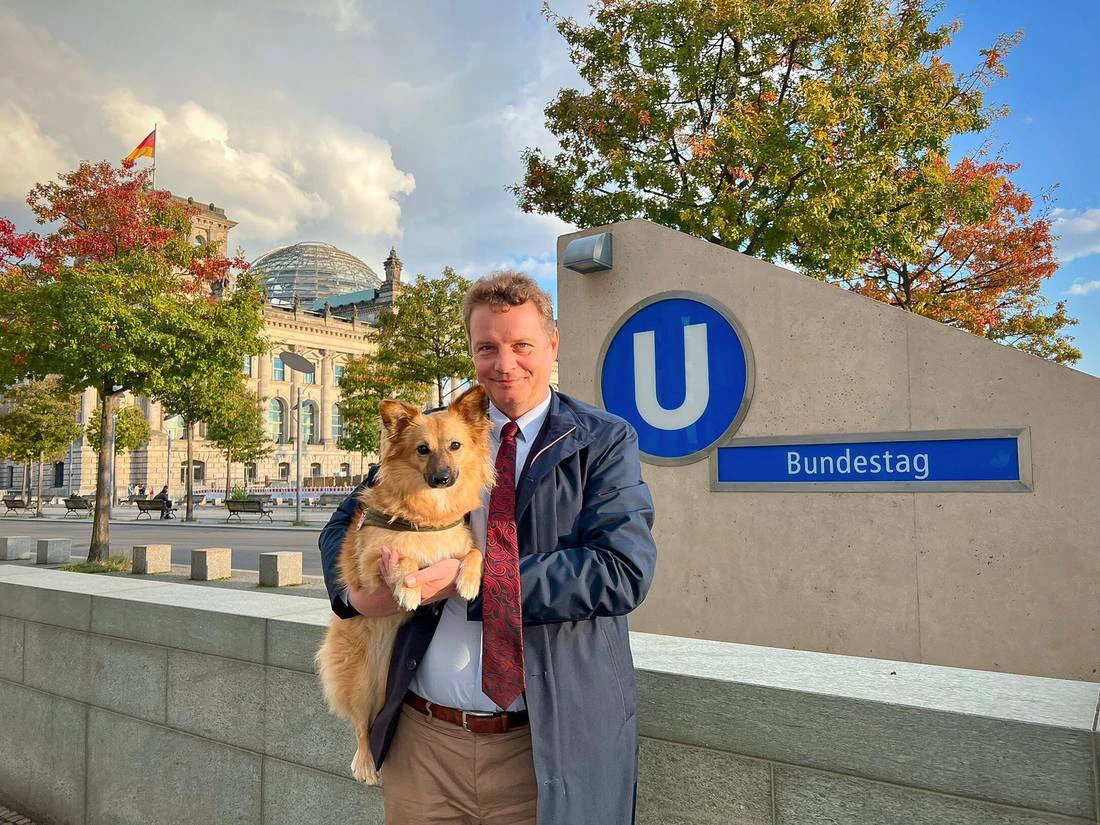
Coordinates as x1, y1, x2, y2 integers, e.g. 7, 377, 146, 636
279, 350, 315, 523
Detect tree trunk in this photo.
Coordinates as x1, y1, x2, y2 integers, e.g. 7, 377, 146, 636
185, 421, 195, 522
22, 461, 30, 501
36, 450, 45, 517
89, 391, 117, 561
225, 452, 232, 501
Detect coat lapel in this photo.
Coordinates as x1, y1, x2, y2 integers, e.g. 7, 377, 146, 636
514, 392, 590, 523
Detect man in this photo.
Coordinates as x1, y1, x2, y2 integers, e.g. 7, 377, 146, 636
151, 484, 174, 519
319, 272, 656, 825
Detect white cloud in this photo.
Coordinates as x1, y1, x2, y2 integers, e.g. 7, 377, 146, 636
1066, 280, 1100, 297
0, 100, 71, 200
1051, 207, 1100, 263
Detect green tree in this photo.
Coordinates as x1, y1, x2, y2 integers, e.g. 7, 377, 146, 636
85, 403, 151, 454
0, 161, 264, 559
206, 386, 274, 499
373, 269, 475, 403
0, 379, 82, 516
337, 357, 429, 458
515, 0, 1015, 280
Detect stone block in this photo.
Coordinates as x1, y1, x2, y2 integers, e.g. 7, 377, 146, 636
263, 665, 355, 775
259, 551, 303, 587
773, 764, 1095, 825
86, 707, 262, 825
23, 623, 166, 724
0, 567, 153, 631
266, 608, 331, 673
632, 633, 1099, 819
0, 536, 33, 561
35, 538, 71, 565
636, 738, 772, 825
166, 649, 266, 751
262, 757, 384, 825
191, 547, 231, 580
132, 544, 172, 574
0, 681, 86, 824
0, 616, 24, 682
90, 581, 326, 663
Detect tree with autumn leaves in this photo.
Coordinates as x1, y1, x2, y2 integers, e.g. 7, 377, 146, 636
517, 0, 1080, 363
0, 161, 266, 559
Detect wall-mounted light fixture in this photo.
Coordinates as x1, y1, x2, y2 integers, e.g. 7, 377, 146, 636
563, 232, 612, 273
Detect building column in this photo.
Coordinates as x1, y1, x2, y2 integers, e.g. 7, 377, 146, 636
319, 350, 330, 446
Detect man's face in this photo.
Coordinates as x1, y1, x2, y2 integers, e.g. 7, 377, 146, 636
468, 301, 558, 420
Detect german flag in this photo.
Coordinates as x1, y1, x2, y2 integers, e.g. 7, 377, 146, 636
124, 130, 155, 163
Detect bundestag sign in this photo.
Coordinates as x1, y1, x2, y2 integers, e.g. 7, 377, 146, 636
597, 290, 1031, 492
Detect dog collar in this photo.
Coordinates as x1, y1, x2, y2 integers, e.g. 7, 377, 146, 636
357, 508, 466, 532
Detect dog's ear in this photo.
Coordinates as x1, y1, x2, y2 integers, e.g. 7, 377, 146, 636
379, 398, 421, 436
449, 384, 488, 424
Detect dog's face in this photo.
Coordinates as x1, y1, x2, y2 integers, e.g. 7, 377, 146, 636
378, 385, 494, 497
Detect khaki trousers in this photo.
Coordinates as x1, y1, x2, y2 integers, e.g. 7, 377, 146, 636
382, 704, 538, 825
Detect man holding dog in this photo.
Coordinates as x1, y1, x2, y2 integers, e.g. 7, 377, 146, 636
319, 271, 657, 825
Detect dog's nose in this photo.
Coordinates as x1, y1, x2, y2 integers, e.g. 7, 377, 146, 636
428, 470, 454, 488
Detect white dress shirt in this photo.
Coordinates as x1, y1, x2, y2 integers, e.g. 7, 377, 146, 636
408, 390, 552, 712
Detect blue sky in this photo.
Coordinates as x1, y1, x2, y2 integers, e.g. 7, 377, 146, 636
0, 1, 1096, 376
937, 0, 1100, 375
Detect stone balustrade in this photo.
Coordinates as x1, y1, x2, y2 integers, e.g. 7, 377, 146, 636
0, 566, 1096, 825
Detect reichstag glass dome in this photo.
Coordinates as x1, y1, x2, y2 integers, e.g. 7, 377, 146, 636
251, 242, 382, 307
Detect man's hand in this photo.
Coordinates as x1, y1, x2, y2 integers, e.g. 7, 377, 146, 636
345, 549, 465, 616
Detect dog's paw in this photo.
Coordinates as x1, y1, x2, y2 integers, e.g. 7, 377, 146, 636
455, 550, 483, 601
395, 584, 422, 611
351, 748, 380, 785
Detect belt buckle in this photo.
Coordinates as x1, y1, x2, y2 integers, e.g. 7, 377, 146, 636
461, 709, 497, 731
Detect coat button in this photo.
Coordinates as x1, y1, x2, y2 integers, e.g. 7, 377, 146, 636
407, 658, 418, 670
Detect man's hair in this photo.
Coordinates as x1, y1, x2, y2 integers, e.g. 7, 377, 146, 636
462, 270, 556, 339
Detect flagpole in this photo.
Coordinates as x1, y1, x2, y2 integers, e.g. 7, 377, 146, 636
152, 123, 157, 190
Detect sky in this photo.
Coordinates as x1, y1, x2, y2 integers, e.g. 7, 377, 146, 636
0, 0, 1097, 377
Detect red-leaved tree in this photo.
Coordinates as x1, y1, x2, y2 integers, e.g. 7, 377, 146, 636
844, 158, 1081, 364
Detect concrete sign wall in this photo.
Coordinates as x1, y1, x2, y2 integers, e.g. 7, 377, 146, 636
558, 219, 1100, 682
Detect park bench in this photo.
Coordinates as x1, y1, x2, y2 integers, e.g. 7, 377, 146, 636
136, 499, 173, 520
317, 492, 349, 507
63, 496, 93, 518
225, 498, 274, 523
2, 497, 32, 517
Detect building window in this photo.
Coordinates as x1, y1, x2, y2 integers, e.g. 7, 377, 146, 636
278, 462, 290, 481
302, 402, 317, 444
180, 460, 205, 484
310, 462, 322, 477
268, 398, 287, 443
338, 462, 351, 477
53, 462, 65, 488
242, 355, 252, 377
245, 463, 257, 483
331, 404, 343, 441
165, 415, 185, 440
273, 357, 285, 381
303, 363, 316, 385
333, 365, 344, 385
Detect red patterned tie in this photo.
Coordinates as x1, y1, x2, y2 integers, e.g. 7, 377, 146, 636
482, 420, 525, 710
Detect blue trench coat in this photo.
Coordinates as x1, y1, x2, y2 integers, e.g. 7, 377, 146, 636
319, 390, 657, 825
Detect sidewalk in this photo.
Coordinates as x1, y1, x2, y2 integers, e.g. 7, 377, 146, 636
1, 499, 346, 530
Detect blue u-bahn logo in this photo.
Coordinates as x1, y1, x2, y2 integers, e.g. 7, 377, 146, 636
598, 292, 754, 464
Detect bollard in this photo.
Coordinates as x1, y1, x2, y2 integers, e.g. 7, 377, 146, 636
36, 538, 72, 565
191, 548, 232, 581
0, 536, 34, 560
259, 551, 303, 587
133, 544, 172, 574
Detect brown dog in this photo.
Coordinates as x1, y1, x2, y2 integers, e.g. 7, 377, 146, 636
315, 384, 494, 784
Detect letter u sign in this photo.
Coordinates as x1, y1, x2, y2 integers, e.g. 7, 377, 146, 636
598, 292, 754, 465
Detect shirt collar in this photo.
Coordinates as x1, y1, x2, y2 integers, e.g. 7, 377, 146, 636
489, 390, 552, 443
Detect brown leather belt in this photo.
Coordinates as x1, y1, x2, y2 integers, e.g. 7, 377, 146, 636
404, 692, 529, 734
